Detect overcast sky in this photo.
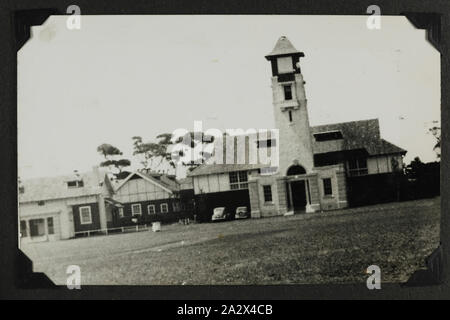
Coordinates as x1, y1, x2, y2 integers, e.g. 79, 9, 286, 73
18, 15, 440, 179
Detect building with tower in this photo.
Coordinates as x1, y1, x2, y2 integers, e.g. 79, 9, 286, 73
188, 36, 407, 220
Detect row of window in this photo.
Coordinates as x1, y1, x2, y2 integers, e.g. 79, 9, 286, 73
130, 203, 174, 216
78, 202, 180, 225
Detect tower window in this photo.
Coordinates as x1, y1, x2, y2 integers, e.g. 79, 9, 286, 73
277, 56, 294, 74
283, 85, 293, 100
288, 110, 293, 122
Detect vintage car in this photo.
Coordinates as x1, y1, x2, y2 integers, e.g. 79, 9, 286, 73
235, 206, 250, 219
211, 207, 233, 222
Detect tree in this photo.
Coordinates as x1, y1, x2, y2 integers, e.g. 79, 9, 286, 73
97, 143, 131, 176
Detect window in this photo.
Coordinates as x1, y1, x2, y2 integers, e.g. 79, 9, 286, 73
323, 178, 333, 196
263, 185, 273, 202
47, 217, 54, 235
147, 204, 156, 214
277, 56, 293, 74
118, 207, 124, 218
131, 204, 142, 216
19, 186, 25, 194
348, 158, 368, 176
29, 219, 45, 237
79, 206, 92, 224
283, 85, 293, 100
67, 180, 84, 188
313, 131, 344, 142
173, 202, 180, 212
229, 171, 248, 190
160, 203, 169, 213
67, 181, 77, 187
288, 110, 293, 122
314, 153, 341, 167
38, 200, 45, 206
20, 220, 27, 237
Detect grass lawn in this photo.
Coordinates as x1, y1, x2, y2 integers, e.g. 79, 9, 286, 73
21, 197, 440, 285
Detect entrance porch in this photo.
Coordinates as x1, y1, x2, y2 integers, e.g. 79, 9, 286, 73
285, 174, 317, 214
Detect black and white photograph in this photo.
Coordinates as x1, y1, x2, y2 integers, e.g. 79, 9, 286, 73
1, 2, 448, 302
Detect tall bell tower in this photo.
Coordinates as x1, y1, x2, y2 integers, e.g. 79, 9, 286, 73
265, 36, 314, 176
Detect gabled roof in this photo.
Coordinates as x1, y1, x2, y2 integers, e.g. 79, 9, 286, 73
265, 36, 303, 59
311, 119, 407, 156
19, 168, 107, 203
114, 171, 178, 194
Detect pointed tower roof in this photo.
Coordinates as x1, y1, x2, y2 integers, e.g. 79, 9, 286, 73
265, 36, 303, 59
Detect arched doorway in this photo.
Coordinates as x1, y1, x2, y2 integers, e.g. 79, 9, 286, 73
286, 165, 307, 212
287, 165, 306, 176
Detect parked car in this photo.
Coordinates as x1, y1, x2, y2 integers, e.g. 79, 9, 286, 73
235, 206, 250, 219
211, 207, 232, 222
